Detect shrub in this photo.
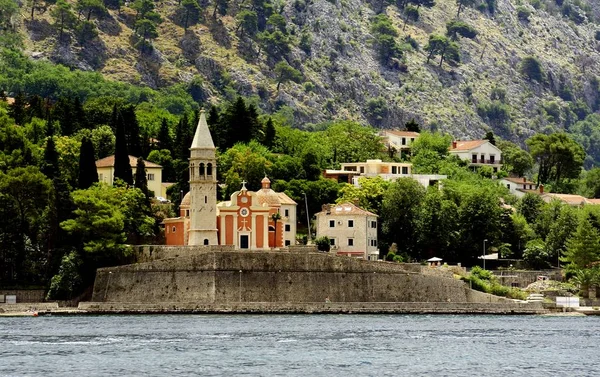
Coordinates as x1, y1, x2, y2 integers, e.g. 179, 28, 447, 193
517, 6, 532, 21
519, 56, 544, 82
315, 236, 331, 252
404, 5, 419, 21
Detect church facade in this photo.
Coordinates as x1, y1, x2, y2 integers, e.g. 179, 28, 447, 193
163, 111, 297, 249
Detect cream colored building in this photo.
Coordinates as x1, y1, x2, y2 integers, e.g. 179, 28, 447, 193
96, 155, 163, 197
499, 177, 536, 198
379, 130, 419, 154
315, 202, 379, 260
449, 140, 503, 173
325, 159, 446, 188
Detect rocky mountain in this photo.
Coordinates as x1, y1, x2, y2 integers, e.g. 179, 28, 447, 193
14, 0, 600, 141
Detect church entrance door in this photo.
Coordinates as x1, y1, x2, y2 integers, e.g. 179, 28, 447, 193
240, 235, 249, 249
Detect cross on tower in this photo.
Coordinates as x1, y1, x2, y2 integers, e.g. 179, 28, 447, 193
241, 180, 247, 190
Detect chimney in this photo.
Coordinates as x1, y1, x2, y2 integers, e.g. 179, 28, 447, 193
539, 184, 544, 194
452, 141, 457, 149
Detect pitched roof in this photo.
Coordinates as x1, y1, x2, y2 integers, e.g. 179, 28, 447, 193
542, 193, 588, 205
95, 155, 162, 168
315, 202, 378, 217
585, 199, 600, 205
277, 192, 297, 205
191, 109, 215, 149
449, 140, 487, 151
503, 177, 535, 185
383, 130, 420, 137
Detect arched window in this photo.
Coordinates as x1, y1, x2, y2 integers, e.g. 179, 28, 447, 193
207, 163, 213, 176
199, 163, 205, 176
203, 239, 209, 245
190, 163, 195, 178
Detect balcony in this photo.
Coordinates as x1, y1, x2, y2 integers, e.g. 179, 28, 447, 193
470, 159, 502, 165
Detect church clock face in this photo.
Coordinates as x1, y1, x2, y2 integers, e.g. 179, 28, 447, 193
240, 208, 249, 217
241, 196, 248, 203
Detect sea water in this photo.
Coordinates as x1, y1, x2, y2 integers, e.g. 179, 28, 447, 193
1, 314, 598, 376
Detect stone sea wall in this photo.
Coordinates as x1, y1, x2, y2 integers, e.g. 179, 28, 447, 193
91, 250, 510, 305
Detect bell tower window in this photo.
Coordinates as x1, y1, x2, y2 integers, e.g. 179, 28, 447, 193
199, 163, 205, 176
207, 163, 212, 176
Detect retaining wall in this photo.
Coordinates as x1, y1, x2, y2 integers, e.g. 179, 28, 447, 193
91, 250, 510, 305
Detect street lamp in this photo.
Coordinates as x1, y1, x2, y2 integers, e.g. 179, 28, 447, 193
483, 239, 488, 270
302, 192, 311, 244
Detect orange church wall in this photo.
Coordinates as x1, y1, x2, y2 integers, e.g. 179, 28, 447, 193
225, 215, 234, 245
256, 215, 264, 248
165, 220, 185, 245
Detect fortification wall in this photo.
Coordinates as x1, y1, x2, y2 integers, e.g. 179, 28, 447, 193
92, 250, 508, 304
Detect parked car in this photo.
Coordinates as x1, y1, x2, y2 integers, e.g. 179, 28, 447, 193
156, 196, 170, 204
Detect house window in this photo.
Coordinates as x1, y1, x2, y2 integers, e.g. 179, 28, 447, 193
185, 210, 190, 217
490, 155, 495, 164
370, 239, 377, 247
472, 154, 477, 163
401, 137, 406, 145
507, 184, 511, 189
329, 220, 335, 228
172, 226, 176, 233
99, 173, 104, 181
285, 209, 289, 217
348, 220, 354, 228
330, 238, 336, 246
371, 221, 377, 228
285, 240, 291, 246
285, 224, 291, 232
402, 166, 408, 174
348, 238, 354, 246
392, 166, 397, 174
360, 167, 364, 173
147, 173, 154, 181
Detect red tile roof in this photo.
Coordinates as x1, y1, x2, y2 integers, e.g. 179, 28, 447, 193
95, 155, 162, 168
316, 202, 378, 217
450, 140, 487, 151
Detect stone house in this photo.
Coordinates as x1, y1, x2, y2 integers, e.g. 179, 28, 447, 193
315, 202, 378, 260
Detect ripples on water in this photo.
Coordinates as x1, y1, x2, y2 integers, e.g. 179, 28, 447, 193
1, 315, 598, 376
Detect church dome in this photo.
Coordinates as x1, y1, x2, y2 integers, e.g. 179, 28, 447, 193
181, 192, 191, 208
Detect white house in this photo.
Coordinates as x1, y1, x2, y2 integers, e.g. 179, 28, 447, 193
500, 177, 537, 198
315, 202, 379, 260
449, 140, 502, 173
96, 155, 163, 197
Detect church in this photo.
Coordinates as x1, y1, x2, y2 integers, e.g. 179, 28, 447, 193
163, 111, 297, 249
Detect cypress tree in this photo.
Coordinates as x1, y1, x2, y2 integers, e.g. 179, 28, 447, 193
174, 114, 191, 160
263, 117, 276, 149
226, 97, 251, 147
134, 157, 150, 198
207, 105, 223, 149
42, 137, 60, 180
8, 92, 27, 125
109, 104, 119, 132
78, 136, 99, 189
121, 105, 142, 157
157, 118, 172, 151
73, 96, 88, 130
247, 103, 262, 141
113, 112, 133, 185
53, 97, 75, 136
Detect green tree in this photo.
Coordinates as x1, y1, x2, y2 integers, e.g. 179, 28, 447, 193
47, 250, 82, 300
562, 216, 600, 271
526, 133, 585, 187
179, 0, 201, 29
518, 193, 545, 224
520, 56, 544, 82
76, 0, 106, 21
0, 0, 18, 30
134, 19, 159, 51
274, 61, 302, 93
446, 20, 477, 40
380, 178, 426, 258
147, 149, 175, 182
157, 118, 172, 151
90, 125, 115, 159
212, 0, 228, 18
425, 34, 459, 66
545, 205, 578, 267
336, 176, 391, 214
416, 187, 459, 261
583, 168, 600, 198
236, 10, 258, 38
134, 157, 150, 198
218, 141, 274, 196
263, 117, 276, 149
41, 136, 60, 180
78, 136, 99, 189
51, 0, 76, 40
523, 239, 551, 269
497, 140, 533, 177
113, 110, 133, 185
315, 236, 331, 252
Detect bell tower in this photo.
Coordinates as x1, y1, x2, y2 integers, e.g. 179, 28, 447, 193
188, 110, 218, 246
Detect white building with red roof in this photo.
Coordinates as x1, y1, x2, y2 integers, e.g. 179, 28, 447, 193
380, 130, 420, 154
449, 140, 503, 173
315, 202, 379, 260
499, 177, 537, 198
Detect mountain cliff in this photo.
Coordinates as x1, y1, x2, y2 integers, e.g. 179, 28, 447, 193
12, 0, 600, 141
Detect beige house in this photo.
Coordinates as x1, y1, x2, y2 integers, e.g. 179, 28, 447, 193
96, 155, 163, 197
380, 130, 419, 155
449, 140, 502, 173
315, 202, 379, 260
500, 177, 537, 198
325, 159, 446, 188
